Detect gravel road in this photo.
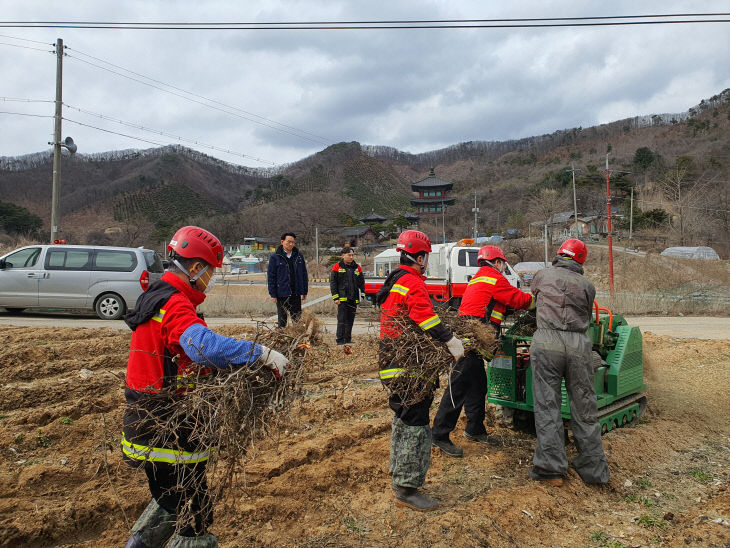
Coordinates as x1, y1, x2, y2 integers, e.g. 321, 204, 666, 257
0, 310, 726, 340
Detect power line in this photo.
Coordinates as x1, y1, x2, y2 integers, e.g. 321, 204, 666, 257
0, 33, 53, 45
1, 15, 729, 30
0, 97, 54, 103
0, 110, 53, 119
64, 52, 331, 146
63, 104, 275, 164
66, 46, 331, 144
0, 40, 53, 52
63, 117, 275, 165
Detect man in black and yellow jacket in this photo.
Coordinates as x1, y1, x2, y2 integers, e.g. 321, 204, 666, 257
329, 246, 366, 346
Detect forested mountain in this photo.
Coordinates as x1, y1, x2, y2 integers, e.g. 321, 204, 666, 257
1, 90, 728, 254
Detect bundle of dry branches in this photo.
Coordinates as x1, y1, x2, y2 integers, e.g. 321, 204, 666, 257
379, 310, 497, 406
126, 312, 319, 532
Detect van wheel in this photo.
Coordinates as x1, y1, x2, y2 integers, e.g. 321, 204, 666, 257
95, 293, 126, 320
4, 308, 25, 314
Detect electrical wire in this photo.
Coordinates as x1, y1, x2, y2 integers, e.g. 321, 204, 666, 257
0, 40, 53, 52
0, 33, 53, 44
64, 53, 331, 146
66, 47, 331, 144
62, 117, 275, 165
0, 97, 54, 103
1, 16, 729, 30
1, 13, 729, 25
63, 104, 275, 164
0, 111, 53, 118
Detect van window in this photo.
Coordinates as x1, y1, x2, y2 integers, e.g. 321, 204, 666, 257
458, 249, 479, 267
3, 247, 41, 268
46, 249, 92, 270
94, 250, 137, 272
143, 250, 164, 273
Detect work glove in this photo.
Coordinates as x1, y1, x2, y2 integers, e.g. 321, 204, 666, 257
445, 336, 465, 362
259, 345, 290, 381
528, 295, 537, 310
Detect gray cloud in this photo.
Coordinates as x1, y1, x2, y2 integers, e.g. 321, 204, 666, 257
1, 1, 729, 166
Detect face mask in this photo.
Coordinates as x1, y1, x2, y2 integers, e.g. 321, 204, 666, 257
201, 274, 217, 294
419, 255, 429, 274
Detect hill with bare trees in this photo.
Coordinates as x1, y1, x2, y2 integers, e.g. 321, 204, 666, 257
1, 89, 728, 255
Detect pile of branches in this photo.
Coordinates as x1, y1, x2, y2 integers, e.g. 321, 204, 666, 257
379, 310, 497, 406
510, 309, 537, 336
126, 312, 319, 531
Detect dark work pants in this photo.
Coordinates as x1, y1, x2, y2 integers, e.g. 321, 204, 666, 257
432, 352, 488, 440
144, 460, 212, 536
336, 301, 357, 344
276, 295, 302, 327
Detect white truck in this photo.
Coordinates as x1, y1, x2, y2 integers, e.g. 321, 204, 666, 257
364, 239, 523, 308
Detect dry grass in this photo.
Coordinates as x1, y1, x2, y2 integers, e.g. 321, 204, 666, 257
199, 285, 334, 316
584, 248, 730, 315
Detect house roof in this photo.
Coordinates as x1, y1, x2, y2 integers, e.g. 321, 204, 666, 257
340, 226, 375, 237
411, 197, 455, 206
359, 210, 387, 223
411, 167, 454, 190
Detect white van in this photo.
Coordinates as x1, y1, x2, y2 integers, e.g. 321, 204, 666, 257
0, 244, 164, 319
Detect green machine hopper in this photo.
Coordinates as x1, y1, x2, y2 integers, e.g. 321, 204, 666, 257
487, 303, 647, 434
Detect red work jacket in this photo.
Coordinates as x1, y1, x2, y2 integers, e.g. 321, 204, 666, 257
125, 272, 207, 393
379, 265, 450, 341
459, 265, 534, 328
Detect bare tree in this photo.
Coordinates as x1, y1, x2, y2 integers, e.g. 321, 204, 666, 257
656, 157, 714, 245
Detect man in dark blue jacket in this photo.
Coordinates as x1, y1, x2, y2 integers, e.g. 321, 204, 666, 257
267, 232, 308, 327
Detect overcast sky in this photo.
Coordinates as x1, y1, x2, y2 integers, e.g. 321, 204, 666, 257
1, 1, 729, 167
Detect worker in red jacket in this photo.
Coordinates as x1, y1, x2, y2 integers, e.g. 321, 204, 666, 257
122, 226, 289, 548
432, 245, 534, 458
378, 230, 465, 511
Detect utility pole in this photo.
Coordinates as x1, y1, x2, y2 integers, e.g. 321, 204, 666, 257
629, 187, 634, 240
543, 224, 549, 266
50, 38, 63, 243
315, 227, 319, 265
441, 200, 446, 243
567, 163, 580, 236
49, 38, 76, 243
471, 192, 479, 239
605, 153, 615, 298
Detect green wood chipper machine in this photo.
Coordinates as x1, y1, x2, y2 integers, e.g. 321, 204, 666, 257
487, 303, 646, 434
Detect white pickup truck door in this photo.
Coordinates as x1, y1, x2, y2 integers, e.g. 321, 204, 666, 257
0, 246, 43, 307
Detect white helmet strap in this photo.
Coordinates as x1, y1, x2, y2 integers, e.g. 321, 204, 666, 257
172, 258, 209, 283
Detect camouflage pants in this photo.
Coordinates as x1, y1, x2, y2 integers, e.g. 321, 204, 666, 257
531, 328, 609, 484
388, 392, 433, 489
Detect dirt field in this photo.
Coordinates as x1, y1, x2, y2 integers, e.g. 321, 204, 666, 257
0, 325, 728, 547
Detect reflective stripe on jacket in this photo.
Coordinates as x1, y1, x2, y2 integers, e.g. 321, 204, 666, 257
330, 260, 365, 303
122, 431, 212, 464
459, 264, 534, 328
379, 265, 451, 342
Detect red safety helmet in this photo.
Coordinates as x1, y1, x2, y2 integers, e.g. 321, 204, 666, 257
557, 238, 588, 264
477, 245, 506, 265
168, 226, 224, 268
396, 230, 432, 254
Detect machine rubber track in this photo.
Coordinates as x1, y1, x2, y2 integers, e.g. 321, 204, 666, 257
595, 393, 647, 434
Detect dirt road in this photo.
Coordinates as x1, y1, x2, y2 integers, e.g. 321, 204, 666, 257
0, 311, 727, 340
0, 318, 728, 547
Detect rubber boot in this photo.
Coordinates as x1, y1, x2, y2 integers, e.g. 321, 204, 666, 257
393, 485, 439, 512
167, 532, 219, 547
125, 499, 176, 548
